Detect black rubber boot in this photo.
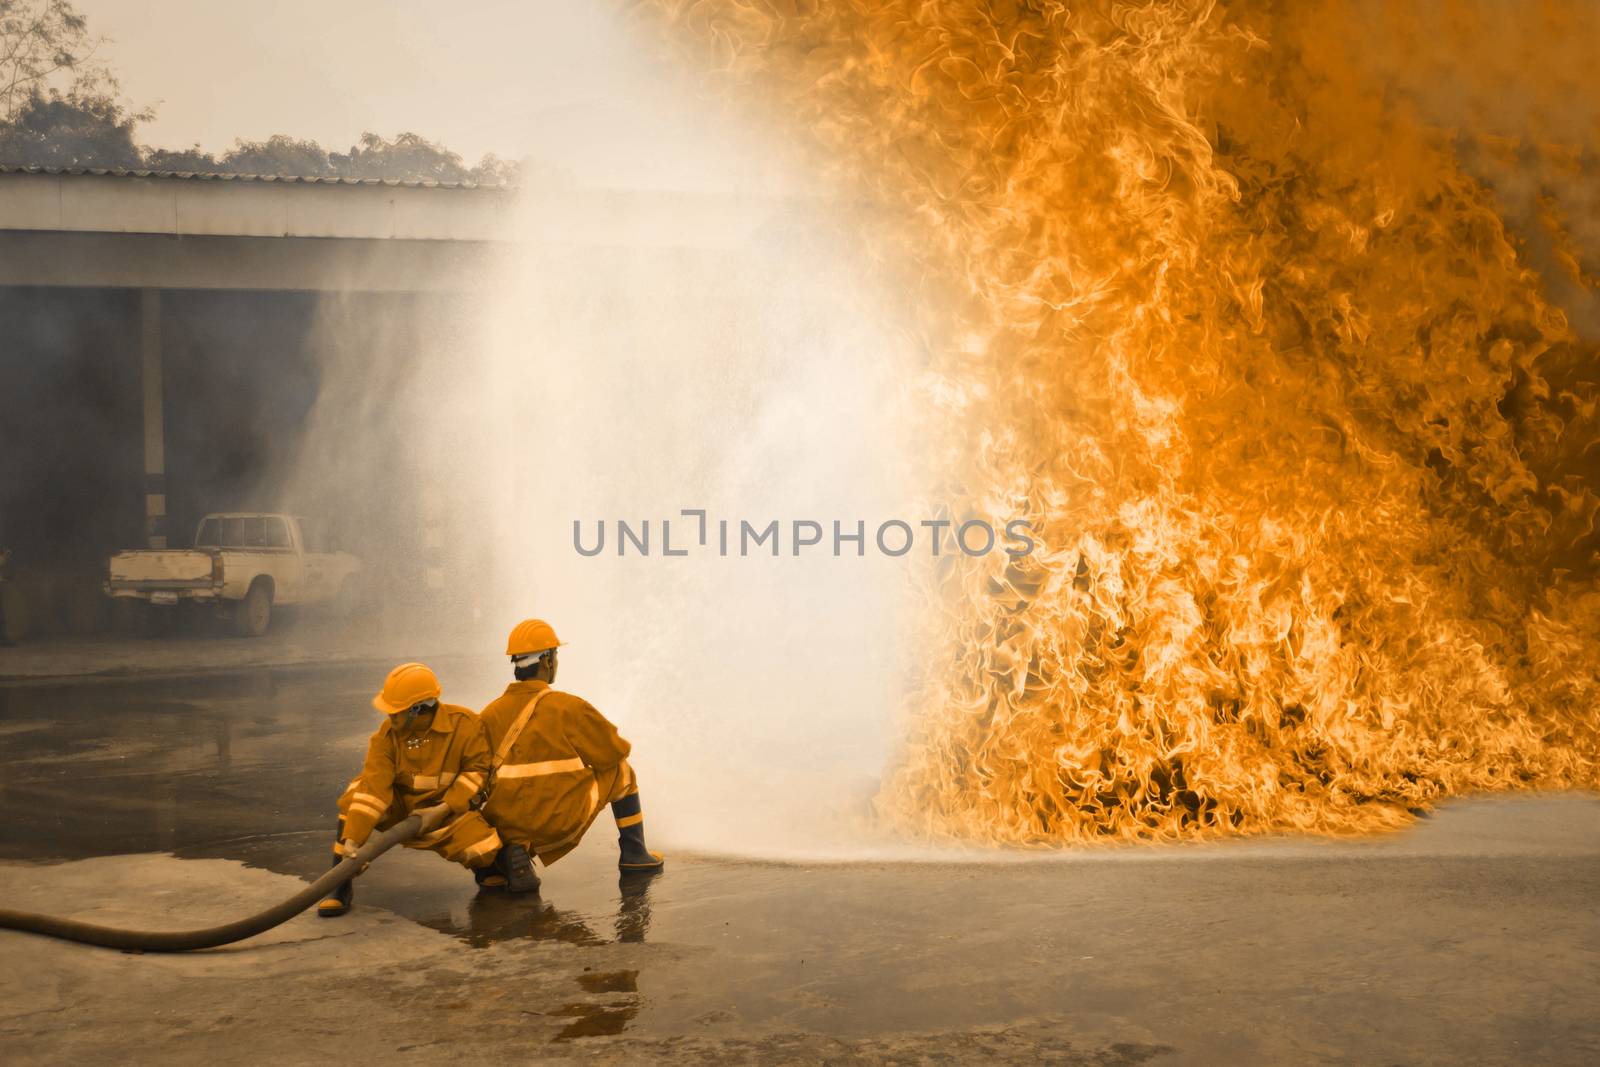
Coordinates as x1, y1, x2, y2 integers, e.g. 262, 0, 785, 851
496, 842, 540, 893
474, 862, 509, 892
318, 862, 354, 917
612, 793, 665, 872
318, 822, 355, 918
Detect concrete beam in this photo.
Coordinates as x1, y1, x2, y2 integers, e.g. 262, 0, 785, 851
1, 171, 825, 253
0, 230, 508, 292
0, 172, 515, 242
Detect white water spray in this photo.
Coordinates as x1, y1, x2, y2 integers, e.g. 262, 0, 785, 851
280, 11, 932, 859
473, 187, 927, 858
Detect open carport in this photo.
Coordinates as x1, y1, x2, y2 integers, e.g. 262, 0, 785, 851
0, 166, 512, 641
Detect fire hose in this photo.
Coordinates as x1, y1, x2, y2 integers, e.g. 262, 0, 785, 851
0, 807, 446, 953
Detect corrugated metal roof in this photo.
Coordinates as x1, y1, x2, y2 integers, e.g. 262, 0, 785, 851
0, 164, 509, 190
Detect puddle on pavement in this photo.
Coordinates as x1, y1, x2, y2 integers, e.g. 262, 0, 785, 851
0, 667, 379, 862
551, 1000, 641, 1040
542, 970, 643, 1040
578, 969, 640, 993
413, 869, 660, 948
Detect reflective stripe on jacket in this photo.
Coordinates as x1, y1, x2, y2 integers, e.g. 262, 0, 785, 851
478, 680, 631, 856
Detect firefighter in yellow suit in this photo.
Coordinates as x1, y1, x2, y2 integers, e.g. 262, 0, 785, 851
317, 662, 508, 917
476, 618, 664, 893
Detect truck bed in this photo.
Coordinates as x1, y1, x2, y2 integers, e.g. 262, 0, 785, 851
108, 550, 215, 584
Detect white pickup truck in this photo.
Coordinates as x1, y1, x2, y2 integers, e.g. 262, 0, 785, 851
105, 513, 362, 637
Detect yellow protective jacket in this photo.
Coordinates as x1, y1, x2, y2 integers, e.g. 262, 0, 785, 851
478, 680, 632, 860
340, 702, 491, 847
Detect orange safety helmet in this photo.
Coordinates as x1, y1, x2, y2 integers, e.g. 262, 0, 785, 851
372, 662, 442, 714
505, 618, 562, 657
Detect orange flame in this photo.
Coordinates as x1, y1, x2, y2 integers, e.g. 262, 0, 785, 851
637, 0, 1600, 843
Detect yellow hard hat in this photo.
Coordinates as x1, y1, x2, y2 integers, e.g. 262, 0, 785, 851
372, 662, 442, 714
506, 618, 562, 657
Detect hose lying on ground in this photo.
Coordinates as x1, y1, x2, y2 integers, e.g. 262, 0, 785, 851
0, 809, 441, 953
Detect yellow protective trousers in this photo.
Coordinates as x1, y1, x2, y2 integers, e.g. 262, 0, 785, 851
516, 758, 637, 866
334, 795, 501, 868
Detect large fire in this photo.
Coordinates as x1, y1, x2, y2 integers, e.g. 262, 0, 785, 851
638, 0, 1600, 843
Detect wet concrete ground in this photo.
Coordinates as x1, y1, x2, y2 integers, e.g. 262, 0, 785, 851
0, 665, 1597, 1064
0, 614, 479, 681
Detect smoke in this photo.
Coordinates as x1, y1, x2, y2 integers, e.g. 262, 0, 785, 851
1344, 0, 1600, 338
472, 194, 932, 858
275, 15, 935, 858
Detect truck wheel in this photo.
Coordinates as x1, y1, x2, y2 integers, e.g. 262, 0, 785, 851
234, 580, 272, 637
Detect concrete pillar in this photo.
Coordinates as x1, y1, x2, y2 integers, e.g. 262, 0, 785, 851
415, 294, 448, 598
140, 289, 167, 549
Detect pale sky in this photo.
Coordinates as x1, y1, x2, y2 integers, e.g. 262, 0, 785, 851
74, 0, 787, 191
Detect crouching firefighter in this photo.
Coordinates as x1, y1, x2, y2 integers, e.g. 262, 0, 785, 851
318, 662, 518, 917
476, 618, 665, 893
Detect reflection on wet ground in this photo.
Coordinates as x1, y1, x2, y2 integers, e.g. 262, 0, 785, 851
0, 664, 663, 960
550, 998, 640, 1040
427, 870, 659, 948
0, 666, 377, 860
546, 969, 643, 1040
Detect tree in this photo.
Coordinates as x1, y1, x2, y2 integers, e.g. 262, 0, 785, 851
1, 1, 142, 169
0, 86, 139, 168
332, 131, 469, 182
169, 130, 524, 185
1, 1, 526, 184
141, 144, 219, 173
0, 0, 105, 120
465, 152, 525, 187
219, 134, 337, 178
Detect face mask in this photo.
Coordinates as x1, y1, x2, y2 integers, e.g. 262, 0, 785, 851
391, 700, 436, 732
